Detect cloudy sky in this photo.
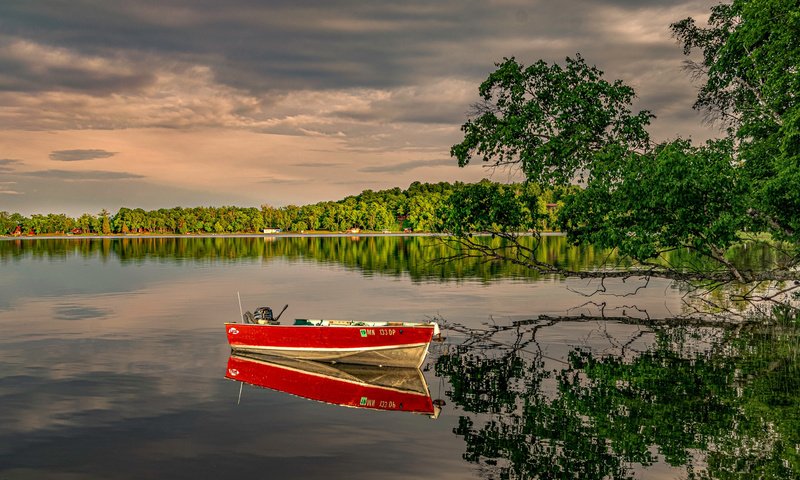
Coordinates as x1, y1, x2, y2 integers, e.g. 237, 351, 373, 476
0, 0, 721, 216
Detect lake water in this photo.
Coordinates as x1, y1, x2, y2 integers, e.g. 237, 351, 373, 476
0, 236, 797, 479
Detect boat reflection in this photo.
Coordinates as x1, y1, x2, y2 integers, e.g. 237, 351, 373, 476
226, 352, 440, 418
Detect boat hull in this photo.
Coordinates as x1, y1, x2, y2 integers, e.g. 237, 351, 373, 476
225, 321, 438, 368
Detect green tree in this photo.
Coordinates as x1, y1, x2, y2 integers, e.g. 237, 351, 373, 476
100, 209, 111, 235
278, 205, 298, 231
113, 207, 132, 233
560, 139, 750, 272
25, 214, 46, 234
197, 207, 216, 233
303, 204, 324, 231
46, 213, 74, 233
442, 180, 543, 235
292, 220, 308, 232
671, 0, 800, 243
0, 211, 20, 234
407, 192, 445, 232
451, 54, 652, 186
449, 2, 800, 301
372, 203, 395, 231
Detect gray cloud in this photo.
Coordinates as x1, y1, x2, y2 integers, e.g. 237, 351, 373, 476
0, 0, 724, 213
359, 158, 452, 174
22, 169, 143, 180
54, 303, 111, 320
49, 149, 116, 161
254, 176, 307, 185
1, 169, 262, 216
292, 162, 347, 168
0, 158, 22, 171
0, 1, 713, 94
0, 181, 21, 195
0, 0, 719, 136
0, 36, 156, 94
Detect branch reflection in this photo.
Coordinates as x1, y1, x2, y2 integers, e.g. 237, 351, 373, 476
434, 313, 800, 479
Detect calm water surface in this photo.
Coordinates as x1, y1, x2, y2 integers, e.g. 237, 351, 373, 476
0, 237, 796, 479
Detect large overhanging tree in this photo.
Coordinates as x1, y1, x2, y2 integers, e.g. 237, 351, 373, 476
447, 0, 800, 314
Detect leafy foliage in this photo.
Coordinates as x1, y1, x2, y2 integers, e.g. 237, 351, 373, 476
1, 180, 572, 237
560, 139, 748, 261
448, 0, 800, 289
671, 0, 800, 244
441, 180, 549, 236
451, 55, 653, 186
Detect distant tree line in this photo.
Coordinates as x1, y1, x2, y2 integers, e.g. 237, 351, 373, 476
0, 180, 574, 236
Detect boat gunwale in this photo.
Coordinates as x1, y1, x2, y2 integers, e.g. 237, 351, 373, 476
230, 342, 431, 353
225, 320, 439, 329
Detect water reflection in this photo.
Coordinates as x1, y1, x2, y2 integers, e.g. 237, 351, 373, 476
434, 315, 800, 479
1, 235, 788, 285
0, 235, 593, 281
226, 353, 438, 417
2, 236, 796, 479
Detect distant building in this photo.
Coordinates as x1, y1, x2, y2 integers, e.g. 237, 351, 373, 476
263, 228, 282, 234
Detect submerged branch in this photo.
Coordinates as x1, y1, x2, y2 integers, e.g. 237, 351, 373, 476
433, 232, 800, 319
436, 312, 764, 352
436, 233, 800, 284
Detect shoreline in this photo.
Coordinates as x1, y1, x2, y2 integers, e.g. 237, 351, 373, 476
1, 232, 565, 241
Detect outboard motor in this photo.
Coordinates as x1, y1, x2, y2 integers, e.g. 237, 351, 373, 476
242, 303, 287, 325
253, 306, 278, 325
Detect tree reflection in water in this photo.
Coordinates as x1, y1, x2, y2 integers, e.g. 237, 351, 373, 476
434, 312, 800, 479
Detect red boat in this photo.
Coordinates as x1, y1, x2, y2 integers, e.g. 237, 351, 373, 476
226, 352, 440, 417
225, 317, 440, 368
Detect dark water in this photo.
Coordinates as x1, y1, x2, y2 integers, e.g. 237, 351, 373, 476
0, 236, 797, 479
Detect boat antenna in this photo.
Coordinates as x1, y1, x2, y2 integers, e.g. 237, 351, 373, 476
275, 304, 289, 321
237, 292, 244, 321
237, 382, 244, 405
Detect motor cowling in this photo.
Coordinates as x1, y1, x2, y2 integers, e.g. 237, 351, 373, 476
253, 306, 278, 324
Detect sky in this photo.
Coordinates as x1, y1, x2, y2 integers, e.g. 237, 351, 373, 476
0, 0, 722, 216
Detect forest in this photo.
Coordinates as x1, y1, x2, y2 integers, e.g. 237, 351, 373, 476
0, 180, 573, 236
